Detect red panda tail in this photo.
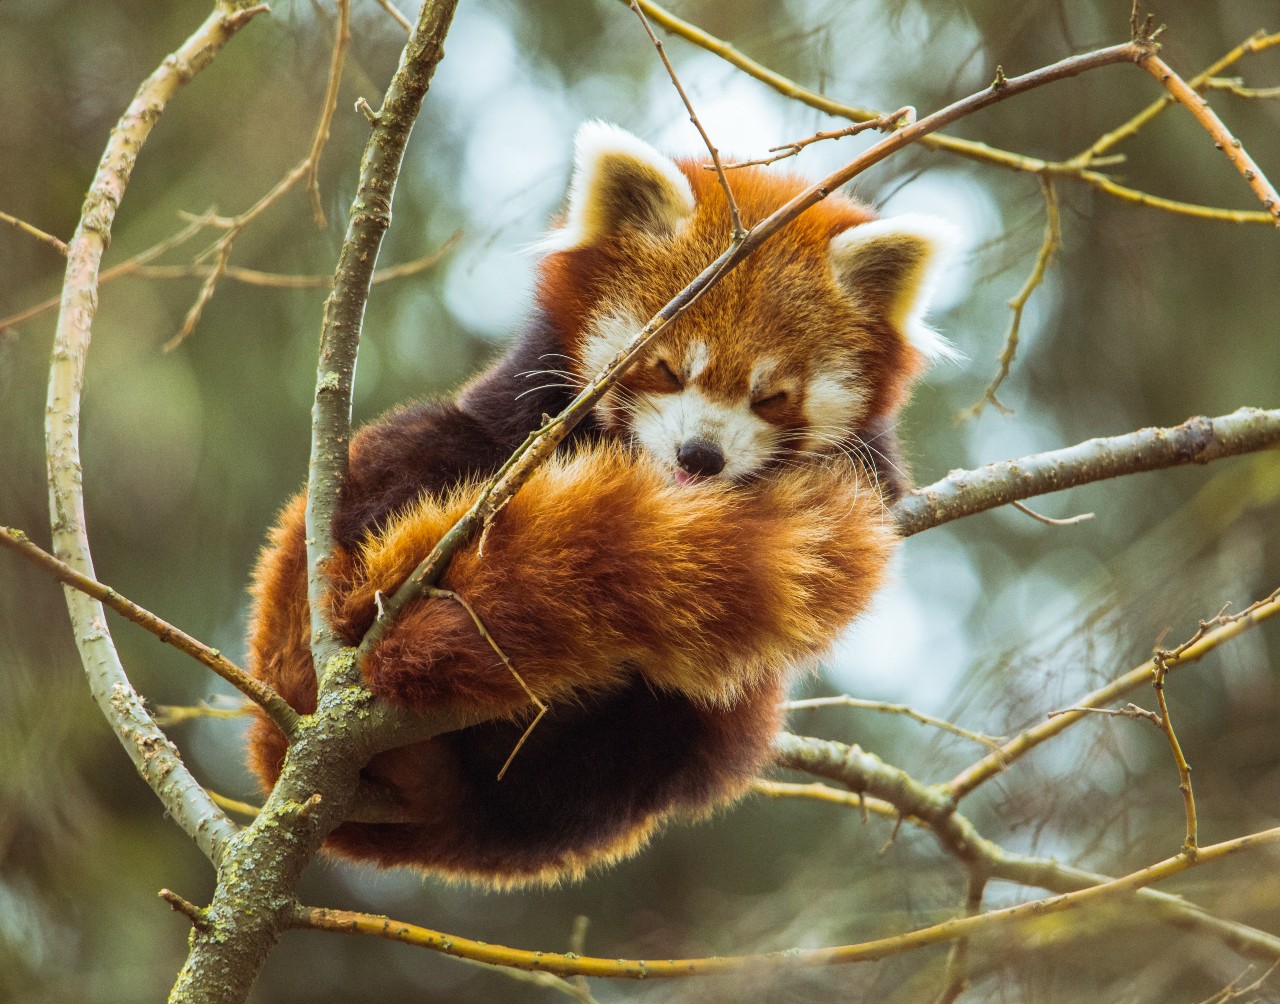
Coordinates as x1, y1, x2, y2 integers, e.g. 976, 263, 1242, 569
342, 444, 896, 715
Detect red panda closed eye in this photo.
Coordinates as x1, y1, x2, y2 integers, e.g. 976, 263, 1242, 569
245, 121, 958, 888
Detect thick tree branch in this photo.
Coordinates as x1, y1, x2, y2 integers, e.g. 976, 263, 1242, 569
894, 407, 1280, 536
44, 0, 264, 871
168, 6, 468, 1000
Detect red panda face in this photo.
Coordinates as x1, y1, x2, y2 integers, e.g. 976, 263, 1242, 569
534, 122, 958, 484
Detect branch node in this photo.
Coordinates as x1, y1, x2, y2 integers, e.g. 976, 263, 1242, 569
159, 889, 211, 931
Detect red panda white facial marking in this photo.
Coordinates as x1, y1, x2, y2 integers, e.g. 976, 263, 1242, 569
541, 121, 959, 485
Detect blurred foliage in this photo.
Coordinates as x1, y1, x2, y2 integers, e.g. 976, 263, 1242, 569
1, 0, 1278, 1001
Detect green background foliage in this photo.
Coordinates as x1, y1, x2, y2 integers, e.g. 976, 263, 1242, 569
1, 0, 1278, 1000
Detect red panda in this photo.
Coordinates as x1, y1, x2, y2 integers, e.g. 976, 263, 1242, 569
245, 122, 957, 888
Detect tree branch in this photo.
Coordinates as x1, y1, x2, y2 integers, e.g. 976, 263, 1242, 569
948, 587, 1280, 798
0, 526, 297, 735
168, 6, 470, 999
894, 407, 1280, 537
44, 0, 264, 871
305, 0, 460, 674
289, 825, 1280, 978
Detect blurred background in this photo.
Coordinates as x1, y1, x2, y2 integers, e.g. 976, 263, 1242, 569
2, 0, 1278, 1000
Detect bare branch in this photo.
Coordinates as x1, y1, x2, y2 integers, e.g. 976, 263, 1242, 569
374, 0, 413, 34
306, 0, 461, 674
631, 0, 1280, 224
894, 407, 1280, 537
1205, 77, 1280, 101
304, 0, 351, 229
0, 526, 298, 735
629, 0, 744, 239
771, 733, 1280, 962
1009, 499, 1095, 526
43, 0, 264, 869
1138, 53, 1280, 225
785, 695, 1004, 749
1075, 30, 1280, 164
289, 825, 1280, 977
960, 177, 1061, 418
721, 110, 914, 169
0, 209, 67, 254
949, 587, 1280, 798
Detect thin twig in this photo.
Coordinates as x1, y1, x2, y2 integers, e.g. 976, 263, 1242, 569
1205, 77, 1280, 100
753, 778, 899, 818
785, 695, 1004, 749
305, 0, 351, 229
934, 871, 986, 1004
208, 790, 263, 818
0, 210, 217, 333
721, 110, 915, 169
1138, 52, 1280, 226
0, 526, 298, 735
0, 209, 67, 254
1009, 499, 1095, 526
961, 176, 1061, 418
154, 701, 254, 726
426, 587, 548, 780
374, 0, 413, 34
1046, 703, 1162, 726
160, 889, 210, 931
1153, 646, 1199, 855
134, 235, 457, 287
163, 0, 356, 351
629, 0, 744, 239
1196, 962, 1280, 1004
949, 587, 1280, 798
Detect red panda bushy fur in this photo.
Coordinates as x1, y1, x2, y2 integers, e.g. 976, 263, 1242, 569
245, 124, 952, 887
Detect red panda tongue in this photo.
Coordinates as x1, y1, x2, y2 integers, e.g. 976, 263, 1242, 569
674, 469, 696, 487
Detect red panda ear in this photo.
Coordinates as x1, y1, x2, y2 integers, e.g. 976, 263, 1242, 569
542, 121, 695, 252
829, 214, 961, 364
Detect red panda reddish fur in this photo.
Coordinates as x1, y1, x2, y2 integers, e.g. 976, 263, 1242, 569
245, 123, 955, 887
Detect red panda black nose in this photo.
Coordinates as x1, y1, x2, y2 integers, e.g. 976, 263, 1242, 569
676, 439, 726, 478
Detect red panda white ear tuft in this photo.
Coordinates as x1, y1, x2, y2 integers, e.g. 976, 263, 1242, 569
830, 213, 962, 363
540, 121, 695, 253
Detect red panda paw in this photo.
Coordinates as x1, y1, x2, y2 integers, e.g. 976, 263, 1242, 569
359, 593, 533, 717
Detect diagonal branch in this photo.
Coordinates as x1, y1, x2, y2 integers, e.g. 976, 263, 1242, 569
948, 587, 1280, 798
1137, 53, 1280, 225
0, 525, 297, 735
